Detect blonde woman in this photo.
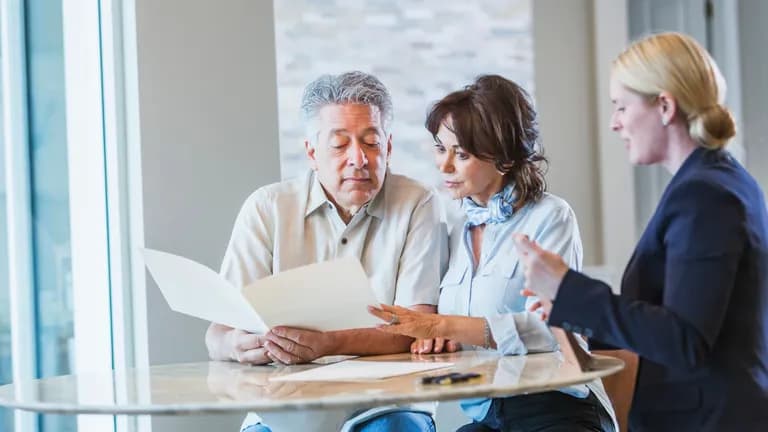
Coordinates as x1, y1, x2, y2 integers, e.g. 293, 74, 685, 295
516, 32, 768, 431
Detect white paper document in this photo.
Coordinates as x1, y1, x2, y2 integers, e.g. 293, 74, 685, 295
269, 360, 454, 382
142, 248, 381, 334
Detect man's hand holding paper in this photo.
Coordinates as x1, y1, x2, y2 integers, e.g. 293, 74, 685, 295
229, 330, 269, 365
264, 326, 335, 365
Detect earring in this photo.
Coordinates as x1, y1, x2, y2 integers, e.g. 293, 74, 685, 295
662, 117, 669, 126
497, 163, 512, 176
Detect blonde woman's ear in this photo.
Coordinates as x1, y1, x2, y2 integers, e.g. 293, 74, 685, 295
657, 92, 678, 124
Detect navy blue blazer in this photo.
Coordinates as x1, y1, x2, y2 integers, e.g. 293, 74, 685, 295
550, 148, 768, 431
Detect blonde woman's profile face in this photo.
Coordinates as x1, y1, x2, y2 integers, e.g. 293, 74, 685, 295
609, 78, 668, 165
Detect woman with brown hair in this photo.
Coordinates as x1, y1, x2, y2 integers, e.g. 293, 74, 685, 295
368, 75, 616, 431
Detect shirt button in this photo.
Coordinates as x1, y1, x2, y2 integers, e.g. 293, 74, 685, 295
341, 237, 348, 245
562, 322, 572, 331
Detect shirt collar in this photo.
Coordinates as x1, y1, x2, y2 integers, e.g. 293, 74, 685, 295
303, 170, 388, 220
364, 172, 387, 220
305, 170, 330, 217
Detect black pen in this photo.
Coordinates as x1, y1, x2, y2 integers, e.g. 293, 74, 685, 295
421, 372, 482, 385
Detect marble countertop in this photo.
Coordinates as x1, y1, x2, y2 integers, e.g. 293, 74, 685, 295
0, 350, 623, 415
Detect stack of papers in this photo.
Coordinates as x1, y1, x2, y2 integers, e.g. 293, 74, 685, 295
142, 248, 381, 333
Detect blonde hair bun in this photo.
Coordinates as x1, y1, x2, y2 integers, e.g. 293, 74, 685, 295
612, 32, 737, 150
689, 104, 736, 150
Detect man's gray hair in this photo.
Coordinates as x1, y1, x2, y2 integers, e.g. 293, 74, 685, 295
301, 71, 393, 133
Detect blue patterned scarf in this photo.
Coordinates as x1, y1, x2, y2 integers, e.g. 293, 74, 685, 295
462, 184, 517, 227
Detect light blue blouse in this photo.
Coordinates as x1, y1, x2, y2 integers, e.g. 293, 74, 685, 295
438, 193, 616, 426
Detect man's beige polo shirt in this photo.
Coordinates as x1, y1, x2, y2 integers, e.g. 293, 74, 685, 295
221, 169, 447, 431
221, 169, 447, 312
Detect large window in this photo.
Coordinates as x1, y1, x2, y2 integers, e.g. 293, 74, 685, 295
274, 0, 534, 188
25, 0, 75, 429
26, 0, 73, 380
0, 25, 14, 430
2, 0, 139, 430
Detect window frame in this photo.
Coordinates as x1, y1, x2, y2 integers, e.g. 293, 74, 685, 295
2, 0, 146, 430
1, 0, 38, 430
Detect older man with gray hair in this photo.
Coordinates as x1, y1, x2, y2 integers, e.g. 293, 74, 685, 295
205, 71, 447, 432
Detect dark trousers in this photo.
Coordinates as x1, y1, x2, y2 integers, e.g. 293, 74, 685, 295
456, 391, 614, 432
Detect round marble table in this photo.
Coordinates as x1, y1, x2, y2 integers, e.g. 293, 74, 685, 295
0, 351, 623, 416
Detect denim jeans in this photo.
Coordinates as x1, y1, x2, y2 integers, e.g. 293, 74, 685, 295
242, 410, 435, 432
456, 391, 615, 432
242, 424, 272, 432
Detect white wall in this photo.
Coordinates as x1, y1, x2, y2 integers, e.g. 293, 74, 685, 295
134, 0, 280, 430
532, 0, 634, 270
592, 0, 635, 274
533, 0, 603, 265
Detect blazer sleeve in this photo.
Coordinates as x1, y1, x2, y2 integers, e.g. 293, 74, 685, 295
549, 179, 745, 371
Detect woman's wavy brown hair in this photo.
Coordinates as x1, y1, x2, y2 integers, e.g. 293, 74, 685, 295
425, 75, 547, 211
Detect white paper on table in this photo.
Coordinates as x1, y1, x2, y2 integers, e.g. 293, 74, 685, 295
312, 355, 360, 365
141, 248, 381, 334
269, 360, 454, 382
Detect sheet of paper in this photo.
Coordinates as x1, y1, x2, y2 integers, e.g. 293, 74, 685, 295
143, 248, 380, 333
142, 248, 268, 333
269, 360, 454, 382
241, 257, 381, 331
312, 355, 359, 365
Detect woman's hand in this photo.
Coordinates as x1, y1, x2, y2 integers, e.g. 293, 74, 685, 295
367, 304, 445, 339
410, 338, 461, 354
513, 234, 570, 302
525, 294, 553, 321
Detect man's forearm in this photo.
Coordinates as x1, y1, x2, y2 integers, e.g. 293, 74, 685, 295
328, 328, 413, 356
